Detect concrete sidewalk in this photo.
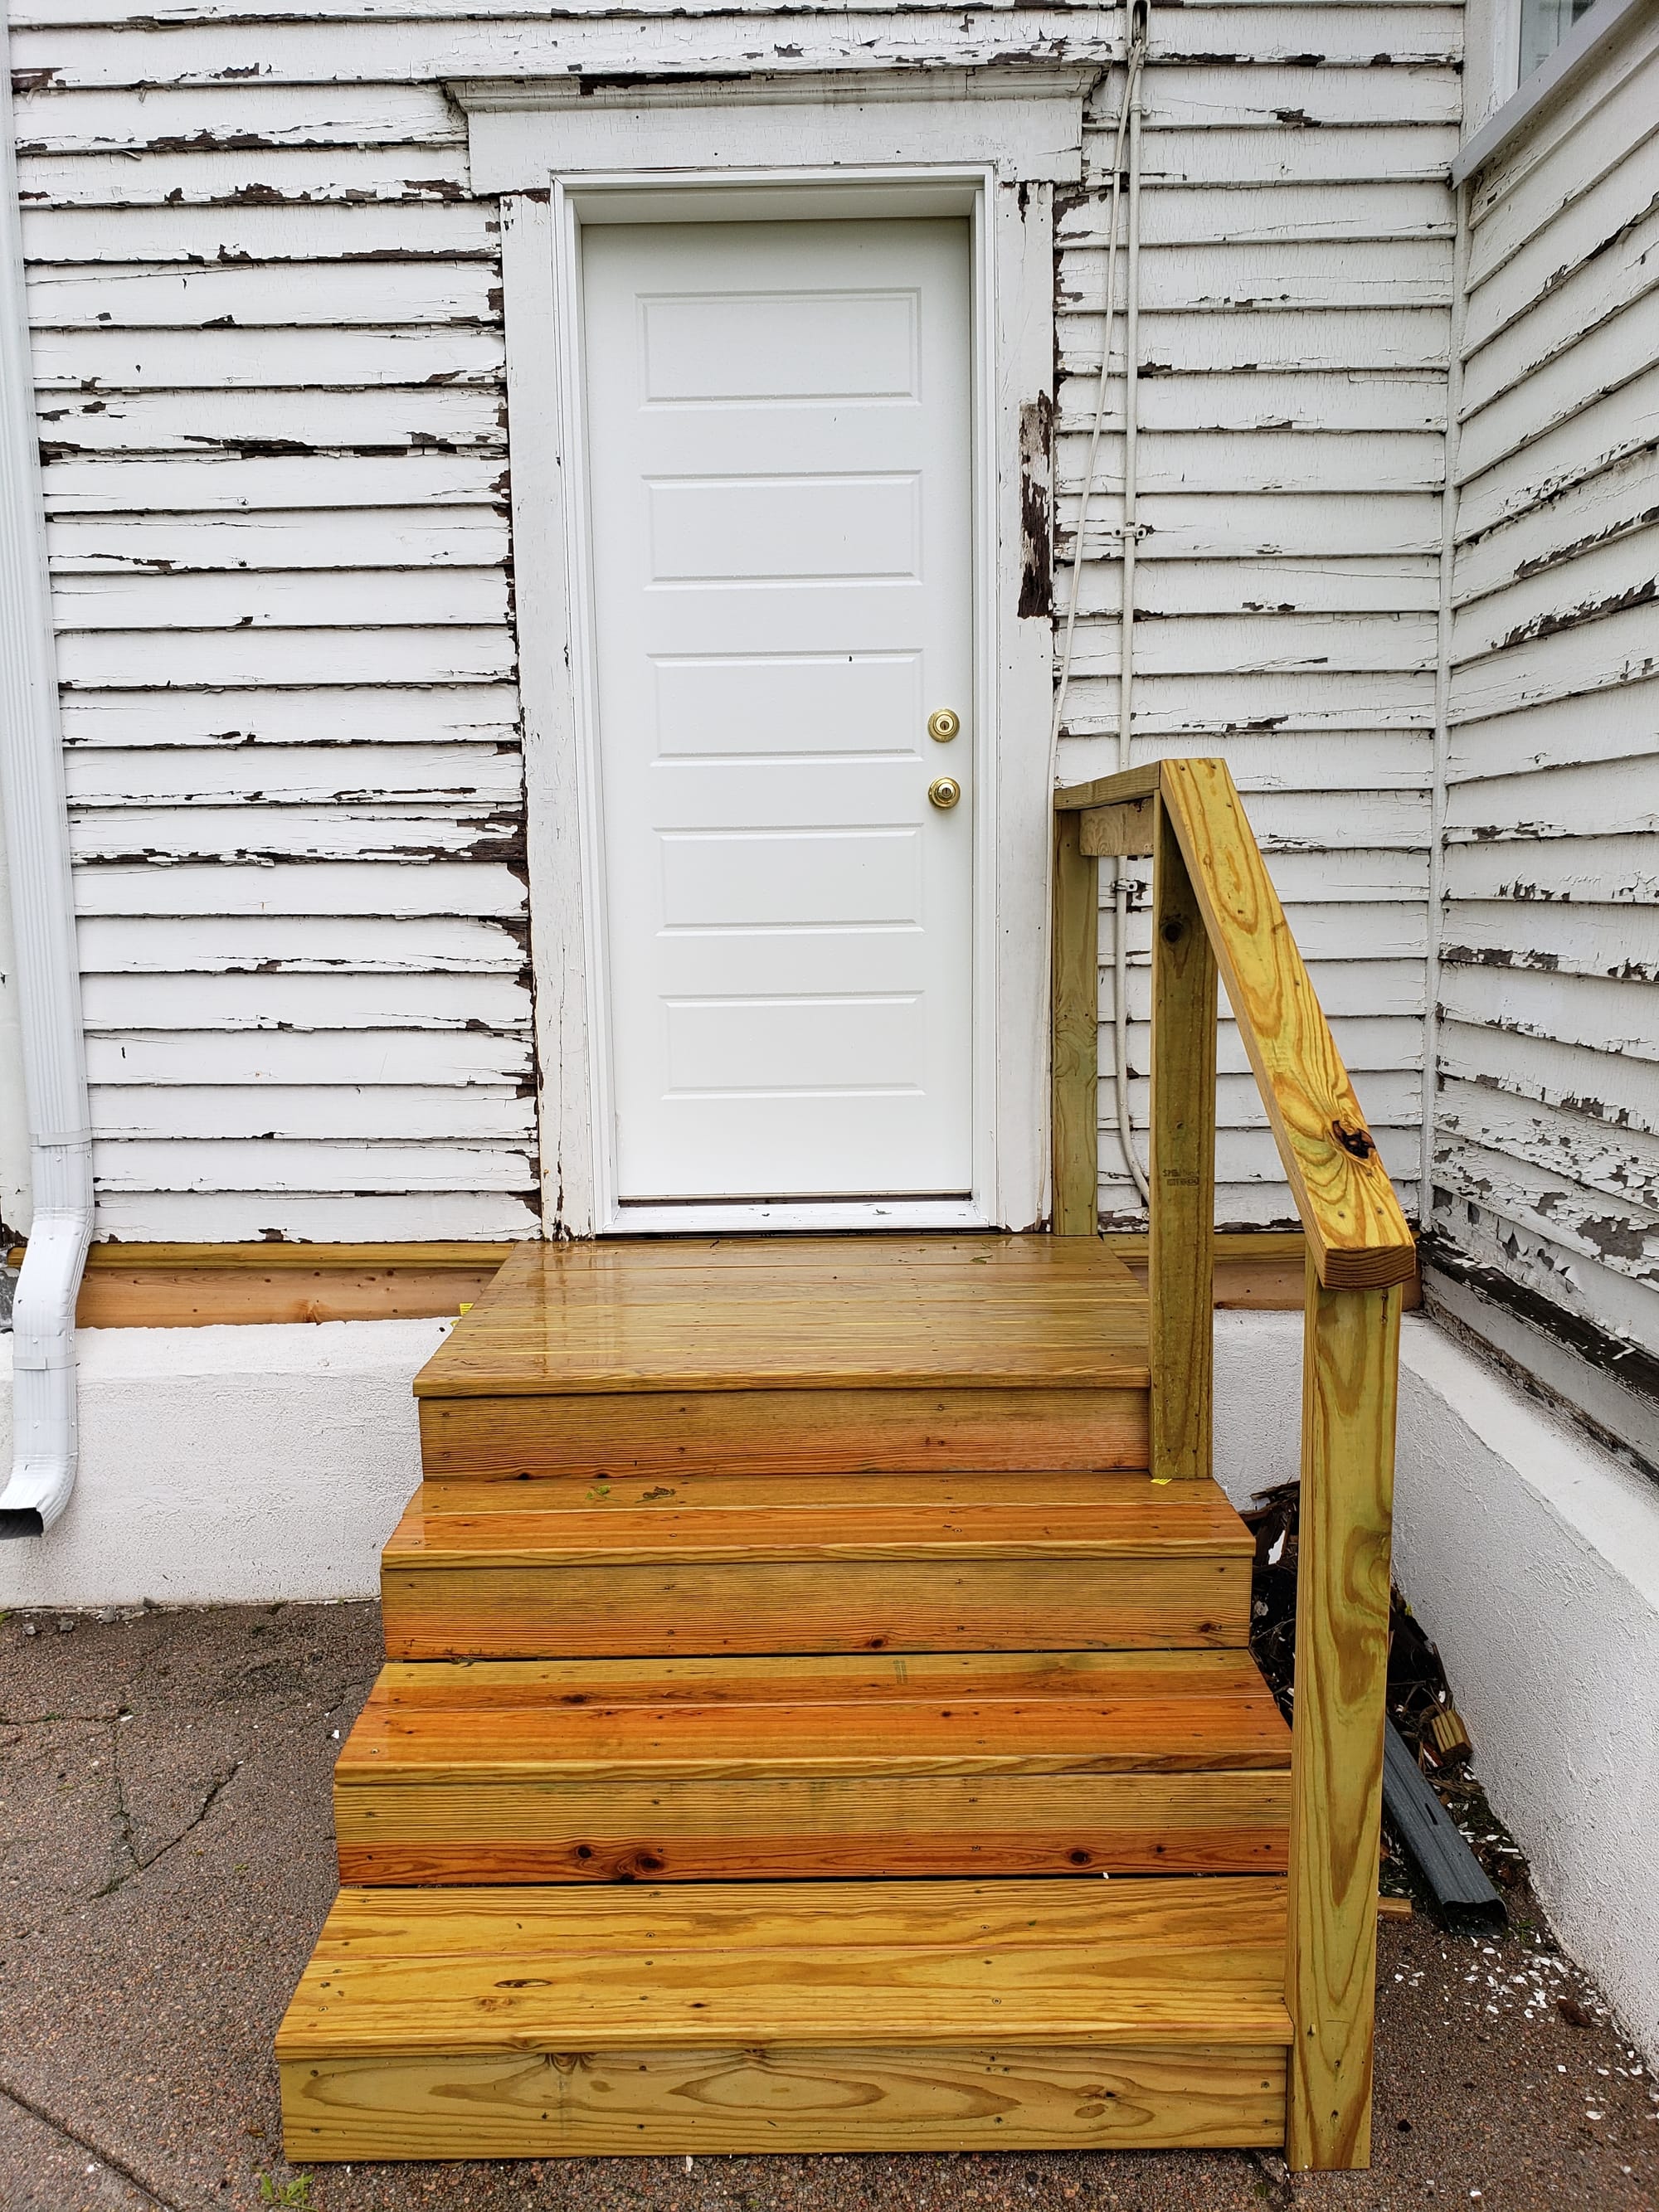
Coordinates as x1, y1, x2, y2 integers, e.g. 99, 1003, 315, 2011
1, 1604, 1653, 2212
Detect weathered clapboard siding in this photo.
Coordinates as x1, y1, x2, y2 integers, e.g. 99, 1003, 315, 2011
12, 40, 528, 1237
7, 0, 1457, 1242
1057, 53, 1454, 1225
1434, 5, 1659, 1392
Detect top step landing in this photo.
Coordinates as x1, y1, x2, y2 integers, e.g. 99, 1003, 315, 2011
416, 1235, 1150, 1399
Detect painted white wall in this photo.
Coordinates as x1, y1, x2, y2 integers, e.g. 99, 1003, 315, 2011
1392, 1317, 1659, 2069
0, 1318, 446, 1606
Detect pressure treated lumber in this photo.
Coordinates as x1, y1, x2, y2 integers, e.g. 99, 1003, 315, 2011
381, 1471, 1252, 1659
1157, 760, 1415, 1291
3, 1240, 510, 1329
1053, 765, 1161, 812
1051, 808, 1099, 1235
1104, 1230, 1408, 1312
1283, 1271, 1403, 2171
24, 1232, 1359, 1326
333, 1646, 1292, 1883
278, 1877, 1292, 2157
420, 1385, 1151, 1479
1079, 797, 1155, 857
1148, 795, 1218, 1481
1052, 762, 1415, 1291
415, 1236, 1148, 1398
283, 2040, 1287, 2158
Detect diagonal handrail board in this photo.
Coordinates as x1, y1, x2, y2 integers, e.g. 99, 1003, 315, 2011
1053, 759, 1415, 1291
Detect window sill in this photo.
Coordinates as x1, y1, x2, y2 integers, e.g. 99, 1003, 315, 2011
1451, 0, 1655, 185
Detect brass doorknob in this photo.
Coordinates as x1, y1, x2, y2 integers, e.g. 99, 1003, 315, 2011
928, 775, 962, 811
927, 707, 961, 743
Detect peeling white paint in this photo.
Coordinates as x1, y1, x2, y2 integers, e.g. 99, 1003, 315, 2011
1436, 6, 1659, 1376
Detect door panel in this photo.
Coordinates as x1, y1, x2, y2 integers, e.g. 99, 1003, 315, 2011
582, 218, 974, 1203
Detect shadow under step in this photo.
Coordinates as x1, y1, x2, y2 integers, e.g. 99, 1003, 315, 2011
380, 1472, 1253, 1660
334, 1646, 1292, 1883
278, 1874, 1292, 2160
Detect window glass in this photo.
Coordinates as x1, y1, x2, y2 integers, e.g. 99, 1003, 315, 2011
1518, 0, 1598, 77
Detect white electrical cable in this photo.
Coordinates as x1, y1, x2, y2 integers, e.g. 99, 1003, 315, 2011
1050, 3, 1151, 1209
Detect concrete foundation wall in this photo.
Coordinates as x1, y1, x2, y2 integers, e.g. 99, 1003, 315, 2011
2, 1308, 1655, 2064
0, 1319, 445, 1607
1390, 1320, 1659, 2071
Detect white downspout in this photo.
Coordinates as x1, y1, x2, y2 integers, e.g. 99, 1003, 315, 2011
0, 40, 93, 1539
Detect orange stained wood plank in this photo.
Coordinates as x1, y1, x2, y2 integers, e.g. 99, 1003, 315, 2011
416, 1470, 1187, 1514
333, 1771, 1291, 1885
364, 1646, 1274, 1706
276, 1875, 1292, 2057
380, 1554, 1249, 1660
338, 1680, 1291, 1784
75, 1266, 495, 1330
417, 1386, 1151, 1478
338, 1701, 1286, 1779
415, 1236, 1148, 1398
386, 1474, 1253, 1568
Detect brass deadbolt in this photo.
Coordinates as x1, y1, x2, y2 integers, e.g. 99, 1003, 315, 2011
927, 707, 961, 743
928, 775, 963, 811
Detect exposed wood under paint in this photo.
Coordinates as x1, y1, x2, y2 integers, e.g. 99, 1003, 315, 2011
10, 18, 1457, 1244
1434, 4, 1659, 1388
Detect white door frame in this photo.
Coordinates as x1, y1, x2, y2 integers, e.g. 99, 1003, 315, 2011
455, 68, 1092, 1234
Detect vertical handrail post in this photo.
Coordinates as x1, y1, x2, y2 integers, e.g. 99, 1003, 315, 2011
1284, 1260, 1404, 2169
1148, 794, 1217, 1479
1051, 809, 1099, 1235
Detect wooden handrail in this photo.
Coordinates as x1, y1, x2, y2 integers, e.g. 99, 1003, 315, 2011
1052, 755, 1409, 2172
1055, 757, 1414, 1291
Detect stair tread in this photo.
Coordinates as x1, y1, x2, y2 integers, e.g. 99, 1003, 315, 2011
422, 1471, 1169, 1511
339, 1650, 1292, 1782
386, 1475, 1251, 1568
276, 1875, 1292, 2056
416, 1235, 1149, 1398
370, 1647, 1273, 1703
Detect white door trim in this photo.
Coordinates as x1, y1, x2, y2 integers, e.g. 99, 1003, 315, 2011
479, 70, 1084, 1234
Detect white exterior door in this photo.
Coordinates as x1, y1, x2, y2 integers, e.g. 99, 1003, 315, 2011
581, 218, 975, 1205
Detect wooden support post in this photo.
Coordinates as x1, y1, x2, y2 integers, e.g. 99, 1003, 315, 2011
1284, 1264, 1404, 2171
1051, 809, 1099, 1236
1148, 796, 1217, 1480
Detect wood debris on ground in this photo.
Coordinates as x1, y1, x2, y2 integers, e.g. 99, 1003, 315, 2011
1242, 1477, 1534, 1917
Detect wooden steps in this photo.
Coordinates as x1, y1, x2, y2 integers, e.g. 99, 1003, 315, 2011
381, 1471, 1253, 1660
278, 1876, 1292, 2158
415, 1238, 1150, 1476
280, 1233, 1310, 2163
333, 1648, 1292, 1884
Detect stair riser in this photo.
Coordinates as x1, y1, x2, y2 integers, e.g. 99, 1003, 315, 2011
283, 2041, 1287, 2159
382, 1557, 1250, 1660
419, 1388, 1150, 1480
334, 1771, 1290, 1884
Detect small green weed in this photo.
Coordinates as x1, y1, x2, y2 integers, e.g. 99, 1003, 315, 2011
257, 2176, 313, 2209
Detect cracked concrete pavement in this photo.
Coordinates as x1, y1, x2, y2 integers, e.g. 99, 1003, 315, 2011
1, 1602, 1655, 2212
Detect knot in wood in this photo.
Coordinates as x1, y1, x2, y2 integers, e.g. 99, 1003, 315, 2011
1160, 917, 1185, 946
1331, 1117, 1376, 1160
